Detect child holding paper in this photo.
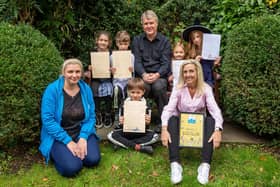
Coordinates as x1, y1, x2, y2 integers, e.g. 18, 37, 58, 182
168, 41, 186, 90
85, 31, 113, 129
182, 22, 221, 87
111, 31, 134, 128
107, 78, 159, 155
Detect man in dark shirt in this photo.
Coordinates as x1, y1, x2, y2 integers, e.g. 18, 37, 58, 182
132, 10, 172, 133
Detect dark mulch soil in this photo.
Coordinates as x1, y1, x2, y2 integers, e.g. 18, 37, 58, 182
261, 145, 280, 160
1, 143, 45, 174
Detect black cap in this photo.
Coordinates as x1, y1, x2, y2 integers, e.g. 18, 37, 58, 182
182, 19, 211, 42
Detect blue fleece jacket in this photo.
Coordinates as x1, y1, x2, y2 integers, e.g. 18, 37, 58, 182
39, 76, 96, 163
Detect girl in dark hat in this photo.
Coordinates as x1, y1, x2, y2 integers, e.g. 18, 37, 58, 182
182, 22, 221, 87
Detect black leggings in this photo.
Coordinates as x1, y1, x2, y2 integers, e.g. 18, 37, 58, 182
111, 129, 155, 148
94, 96, 112, 113
167, 115, 215, 164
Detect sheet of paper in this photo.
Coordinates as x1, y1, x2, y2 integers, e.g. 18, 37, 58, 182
90, 51, 110, 78
123, 100, 146, 133
179, 113, 204, 148
112, 50, 132, 79
202, 33, 221, 60
172, 60, 186, 87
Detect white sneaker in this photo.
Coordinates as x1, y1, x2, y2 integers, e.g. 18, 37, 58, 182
170, 162, 183, 184
197, 163, 210, 185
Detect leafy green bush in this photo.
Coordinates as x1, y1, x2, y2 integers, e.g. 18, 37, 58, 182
221, 15, 280, 136
157, 0, 215, 43
0, 22, 63, 147
1, 0, 216, 65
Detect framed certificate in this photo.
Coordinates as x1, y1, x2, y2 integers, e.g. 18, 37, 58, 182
179, 112, 204, 148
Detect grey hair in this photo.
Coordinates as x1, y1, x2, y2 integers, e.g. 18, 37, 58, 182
141, 10, 158, 24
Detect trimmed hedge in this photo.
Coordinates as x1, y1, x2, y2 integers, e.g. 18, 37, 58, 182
221, 15, 280, 136
0, 22, 63, 147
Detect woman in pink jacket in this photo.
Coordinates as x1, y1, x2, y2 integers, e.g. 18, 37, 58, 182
161, 59, 223, 185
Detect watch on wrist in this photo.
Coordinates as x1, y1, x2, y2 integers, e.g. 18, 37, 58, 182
215, 127, 223, 132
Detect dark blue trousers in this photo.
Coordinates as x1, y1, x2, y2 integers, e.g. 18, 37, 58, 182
50, 134, 101, 177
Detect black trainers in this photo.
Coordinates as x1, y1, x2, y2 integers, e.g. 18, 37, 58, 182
95, 112, 103, 129
104, 113, 113, 128
140, 145, 153, 155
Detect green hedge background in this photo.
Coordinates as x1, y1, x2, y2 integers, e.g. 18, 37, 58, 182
221, 15, 280, 136
0, 22, 63, 147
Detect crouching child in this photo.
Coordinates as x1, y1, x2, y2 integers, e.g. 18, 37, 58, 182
107, 78, 159, 154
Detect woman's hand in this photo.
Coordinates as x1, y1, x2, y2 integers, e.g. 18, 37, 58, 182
128, 66, 133, 72
67, 141, 79, 157
161, 126, 171, 147
208, 130, 222, 149
77, 138, 87, 160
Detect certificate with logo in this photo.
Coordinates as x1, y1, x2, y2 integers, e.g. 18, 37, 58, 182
179, 112, 204, 148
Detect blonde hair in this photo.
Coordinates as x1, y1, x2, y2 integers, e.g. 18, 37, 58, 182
115, 30, 130, 44
176, 59, 205, 96
172, 41, 186, 60
141, 10, 158, 24
127, 78, 145, 92
186, 30, 203, 59
61, 58, 83, 75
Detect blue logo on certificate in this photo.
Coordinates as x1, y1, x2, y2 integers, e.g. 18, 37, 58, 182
187, 116, 196, 124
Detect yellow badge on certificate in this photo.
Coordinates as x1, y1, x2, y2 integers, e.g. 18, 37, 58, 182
179, 112, 204, 148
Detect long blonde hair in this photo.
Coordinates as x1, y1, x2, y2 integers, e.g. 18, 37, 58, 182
176, 59, 205, 96
186, 30, 203, 59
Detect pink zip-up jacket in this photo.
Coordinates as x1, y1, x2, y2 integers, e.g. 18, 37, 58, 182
161, 83, 223, 129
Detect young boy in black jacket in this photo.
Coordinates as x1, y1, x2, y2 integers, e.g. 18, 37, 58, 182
107, 78, 159, 154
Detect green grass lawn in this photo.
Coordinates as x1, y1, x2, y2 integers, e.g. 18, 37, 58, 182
0, 141, 279, 187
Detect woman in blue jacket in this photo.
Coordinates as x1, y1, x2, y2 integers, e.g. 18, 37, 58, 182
39, 58, 100, 177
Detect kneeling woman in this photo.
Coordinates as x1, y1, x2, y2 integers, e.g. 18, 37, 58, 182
39, 58, 101, 177
161, 59, 223, 185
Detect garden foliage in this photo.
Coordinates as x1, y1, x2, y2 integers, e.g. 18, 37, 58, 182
0, 22, 63, 147
221, 15, 280, 136
1, 0, 215, 66
208, 0, 280, 53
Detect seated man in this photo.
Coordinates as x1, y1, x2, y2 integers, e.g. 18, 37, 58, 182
132, 10, 172, 133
